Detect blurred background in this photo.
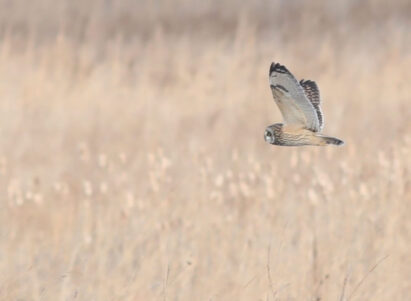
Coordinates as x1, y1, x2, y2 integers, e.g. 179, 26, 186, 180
0, 0, 410, 300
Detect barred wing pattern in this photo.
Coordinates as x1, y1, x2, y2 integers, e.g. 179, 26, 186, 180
300, 79, 324, 131
269, 63, 320, 132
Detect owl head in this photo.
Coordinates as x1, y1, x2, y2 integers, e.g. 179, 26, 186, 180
264, 123, 282, 145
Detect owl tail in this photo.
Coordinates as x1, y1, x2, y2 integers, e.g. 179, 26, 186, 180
320, 136, 344, 146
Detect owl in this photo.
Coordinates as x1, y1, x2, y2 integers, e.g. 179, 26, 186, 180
264, 62, 344, 147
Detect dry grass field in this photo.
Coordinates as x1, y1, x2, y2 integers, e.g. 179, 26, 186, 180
0, 0, 410, 300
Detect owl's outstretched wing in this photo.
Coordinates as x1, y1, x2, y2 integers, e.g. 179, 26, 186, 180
269, 63, 320, 132
300, 79, 324, 131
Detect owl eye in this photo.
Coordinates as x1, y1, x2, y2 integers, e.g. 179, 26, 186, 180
264, 130, 273, 143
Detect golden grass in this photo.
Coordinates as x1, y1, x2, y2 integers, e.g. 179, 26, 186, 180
0, 1, 410, 300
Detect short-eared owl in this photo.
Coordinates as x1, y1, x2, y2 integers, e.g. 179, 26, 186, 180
264, 62, 344, 147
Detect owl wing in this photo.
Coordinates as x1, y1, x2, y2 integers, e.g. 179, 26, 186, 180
269, 63, 320, 132
299, 79, 324, 131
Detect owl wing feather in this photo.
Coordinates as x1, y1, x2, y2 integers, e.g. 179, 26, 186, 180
300, 79, 324, 131
269, 63, 320, 132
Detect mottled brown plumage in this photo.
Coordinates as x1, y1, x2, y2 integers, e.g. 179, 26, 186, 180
300, 79, 323, 130
264, 63, 343, 147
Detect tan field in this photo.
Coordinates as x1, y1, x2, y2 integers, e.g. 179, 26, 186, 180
0, 1, 410, 300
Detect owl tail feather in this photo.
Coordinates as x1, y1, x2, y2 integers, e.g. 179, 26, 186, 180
320, 136, 344, 146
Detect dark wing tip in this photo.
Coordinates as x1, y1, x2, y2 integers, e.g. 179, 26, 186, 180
300, 79, 318, 89
269, 62, 277, 75
269, 62, 290, 76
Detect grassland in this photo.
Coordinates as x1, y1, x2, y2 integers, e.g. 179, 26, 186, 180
0, 0, 410, 300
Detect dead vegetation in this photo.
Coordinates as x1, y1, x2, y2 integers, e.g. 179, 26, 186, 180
0, 0, 410, 300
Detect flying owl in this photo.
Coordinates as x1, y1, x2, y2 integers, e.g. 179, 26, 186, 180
264, 62, 344, 147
